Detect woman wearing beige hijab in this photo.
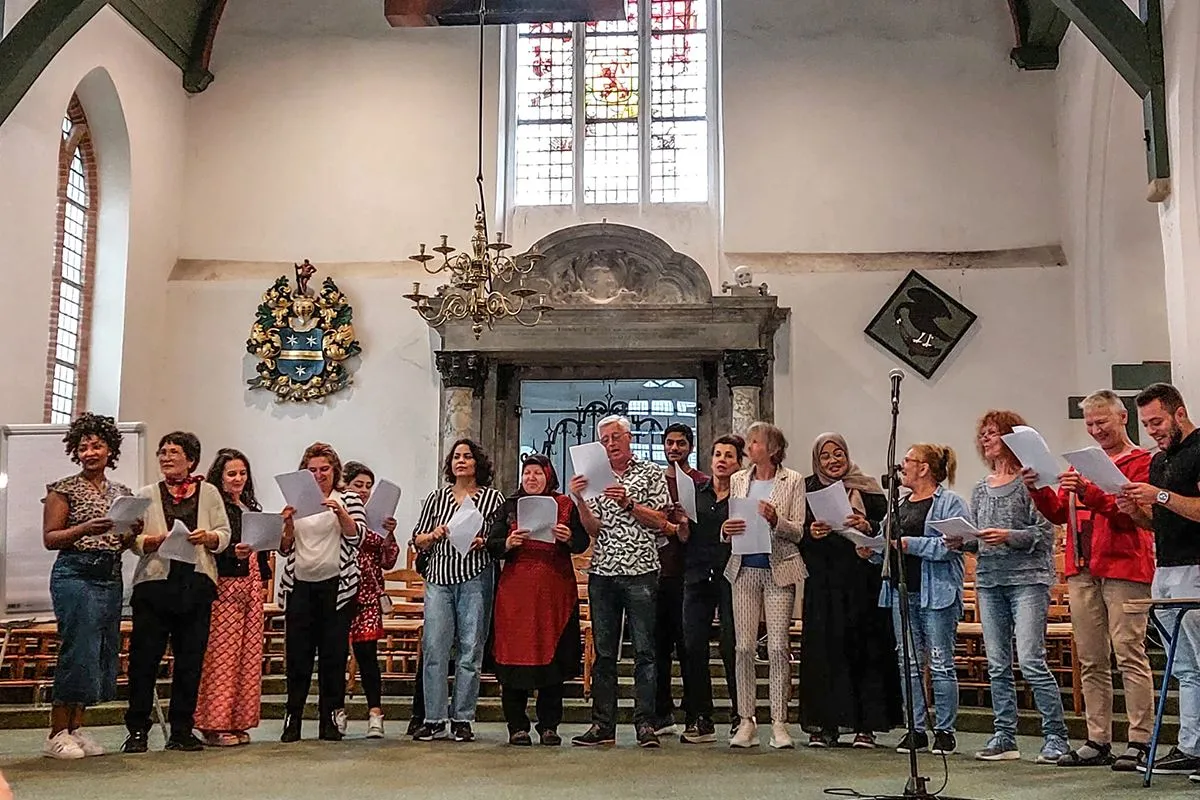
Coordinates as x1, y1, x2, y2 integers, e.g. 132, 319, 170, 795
799, 433, 903, 749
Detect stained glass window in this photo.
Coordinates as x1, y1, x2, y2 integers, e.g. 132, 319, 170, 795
511, 0, 709, 207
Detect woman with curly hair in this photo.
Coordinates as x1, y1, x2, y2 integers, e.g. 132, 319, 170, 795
278, 442, 367, 743
410, 439, 505, 743
42, 413, 134, 759
194, 448, 273, 747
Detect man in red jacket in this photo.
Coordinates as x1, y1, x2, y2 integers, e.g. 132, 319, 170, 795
1022, 390, 1155, 771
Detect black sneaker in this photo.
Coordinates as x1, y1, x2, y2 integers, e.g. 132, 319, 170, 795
165, 732, 205, 752
452, 722, 475, 742
1136, 746, 1200, 774
729, 716, 741, 740
280, 713, 302, 743
682, 717, 717, 744
896, 731, 930, 753
931, 731, 957, 755
509, 730, 532, 746
538, 728, 562, 746
413, 721, 447, 742
120, 730, 149, 754
405, 718, 424, 737
650, 715, 677, 735
637, 725, 661, 748
571, 724, 616, 747
808, 731, 837, 748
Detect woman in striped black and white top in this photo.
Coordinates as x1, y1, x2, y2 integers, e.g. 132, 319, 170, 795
410, 439, 505, 743
278, 442, 366, 743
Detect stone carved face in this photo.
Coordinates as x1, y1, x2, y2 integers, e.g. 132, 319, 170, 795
581, 261, 621, 300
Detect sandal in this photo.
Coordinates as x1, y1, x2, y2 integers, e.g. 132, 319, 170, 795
1057, 740, 1114, 767
1112, 742, 1148, 772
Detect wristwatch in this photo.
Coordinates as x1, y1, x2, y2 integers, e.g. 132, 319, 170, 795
1156, 490, 1171, 506
624, 499, 635, 512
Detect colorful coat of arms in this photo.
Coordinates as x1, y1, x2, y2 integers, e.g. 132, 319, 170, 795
245, 260, 362, 402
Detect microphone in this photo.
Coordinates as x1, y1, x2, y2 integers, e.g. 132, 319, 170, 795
889, 368, 905, 391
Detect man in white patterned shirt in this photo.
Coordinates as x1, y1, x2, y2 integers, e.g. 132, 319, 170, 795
569, 415, 671, 748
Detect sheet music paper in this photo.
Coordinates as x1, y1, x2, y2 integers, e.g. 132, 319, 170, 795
157, 519, 198, 564
107, 496, 151, 532
928, 516, 980, 544
1001, 426, 1060, 488
447, 496, 484, 556
240, 512, 284, 551
274, 470, 326, 519
675, 470, 699, 522
1061, 447, 1129, 495
569, 442, 616, 500
364, 479, 402, 533
805, 481, 856, 529
517, 496, 558, 544
838, 528, 885, 552
728, 497, 771, 555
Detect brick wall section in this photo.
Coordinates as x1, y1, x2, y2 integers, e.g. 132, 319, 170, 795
43, 95, 99, 423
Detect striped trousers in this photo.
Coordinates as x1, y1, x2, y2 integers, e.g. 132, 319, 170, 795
731, 567, 794, 723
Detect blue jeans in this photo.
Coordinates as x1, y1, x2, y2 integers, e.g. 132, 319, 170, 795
1152, 565, 1200, 756
977, 583, 1067, 740
50, 551, 123, 706
892, 596, 959, 733
589, 571, 658, 730
422, 566, 494, 723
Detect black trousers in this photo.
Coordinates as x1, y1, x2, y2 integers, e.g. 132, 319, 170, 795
501, 684, 564, 733
352, 640, 383, 709
285, 578, 353, 723
409, 655, 425, 722
125, 582, 212, 738
655, 574, 687, 718
681, 574, 738, 723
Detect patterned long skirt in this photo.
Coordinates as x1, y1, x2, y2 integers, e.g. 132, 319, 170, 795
194, 575, 264, 732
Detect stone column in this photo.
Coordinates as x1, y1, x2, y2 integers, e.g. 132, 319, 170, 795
722, 349, 770, 436
435, 351, 489, 455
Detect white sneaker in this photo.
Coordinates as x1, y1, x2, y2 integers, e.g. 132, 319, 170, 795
770, 721, 794, 750
367, 712, 385, 739
70, 729, 105, 756
730, 717, 760, 748
334, 709, 348, 735
43, 730, 85, 760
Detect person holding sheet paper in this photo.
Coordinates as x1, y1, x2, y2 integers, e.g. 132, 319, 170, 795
194, 448, 273, 748
342, 461, 401, 739
484, 454, 588, 746
872, 444, 969, 757
123, 432, 231, 755
1021, 390, 1154, 770
964, 411, 1068, 764
652, 423, 706, 736
568, 415, 671, 749
42, 413, 136, 759
723, 421, 807, 750
1117, 384, 1200, 777
411, 439, 505, 744
799, 433, 900, 750
680, 435, 744, 744
277, 442, 367, 743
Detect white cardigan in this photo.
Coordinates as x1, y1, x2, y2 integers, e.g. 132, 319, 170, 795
131, 481, 231, 587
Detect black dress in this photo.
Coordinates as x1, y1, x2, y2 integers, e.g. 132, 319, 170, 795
797, 475, 903, 735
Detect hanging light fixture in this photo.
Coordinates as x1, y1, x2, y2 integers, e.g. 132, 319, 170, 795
403, 0, 552, 340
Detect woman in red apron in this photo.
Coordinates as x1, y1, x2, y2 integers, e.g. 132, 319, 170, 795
485, 454, 589, 746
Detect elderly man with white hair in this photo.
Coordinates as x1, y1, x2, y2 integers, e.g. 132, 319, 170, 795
568, 415, 671, 748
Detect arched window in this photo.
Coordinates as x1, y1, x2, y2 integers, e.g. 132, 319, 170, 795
44, 95, 98, 424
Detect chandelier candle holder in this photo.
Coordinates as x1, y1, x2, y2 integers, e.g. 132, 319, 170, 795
403, 210, 552, 339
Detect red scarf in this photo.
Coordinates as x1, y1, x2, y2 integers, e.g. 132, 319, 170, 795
164, 475, 202, 503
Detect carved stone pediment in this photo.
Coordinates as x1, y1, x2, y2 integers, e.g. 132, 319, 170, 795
513, 223, 713, 306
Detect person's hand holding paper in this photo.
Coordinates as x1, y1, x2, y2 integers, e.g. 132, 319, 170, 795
275, 470, 327, 519
447, 496, 485, 555
517, 496, 558, 544
1061, 447, 1129, 495
728, 497, 771, 555
1001, 426, 1060, 489
568, 442, 616, 501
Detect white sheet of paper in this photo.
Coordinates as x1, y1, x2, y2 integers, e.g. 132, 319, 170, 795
928, 516, 980, 543
674, 470, 699, 522
569, 442, 616, 500
729, 497, 772, 555
364, 479, 402, 533
517, 496, 558, 544
838, 528, 885, 552
274, 470, 326, 519
1001, 425, 1060, 488
107, 495, 151, 532
241, 512, 285, 551
806, 481, 856, 529
1061, 447, 1129, 495
157, 519, 198, 564
447, 496, 484, 556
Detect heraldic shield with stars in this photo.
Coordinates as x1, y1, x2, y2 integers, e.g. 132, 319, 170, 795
246, 260, 362, 402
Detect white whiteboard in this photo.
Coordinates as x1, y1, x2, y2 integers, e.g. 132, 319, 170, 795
0, 423, 147, 614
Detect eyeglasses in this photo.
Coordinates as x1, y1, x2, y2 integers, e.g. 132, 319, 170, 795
598, 432, 630, 445
902, 456, 926, 466
977, 430, 1001, 442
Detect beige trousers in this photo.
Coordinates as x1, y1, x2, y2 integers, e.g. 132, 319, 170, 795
1068, 572, 1154, 744
732, 567, 795, 723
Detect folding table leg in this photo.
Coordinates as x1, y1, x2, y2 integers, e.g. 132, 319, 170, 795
1144, 610, 1186, 788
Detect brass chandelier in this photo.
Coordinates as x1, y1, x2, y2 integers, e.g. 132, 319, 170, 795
403, 0, 552, 339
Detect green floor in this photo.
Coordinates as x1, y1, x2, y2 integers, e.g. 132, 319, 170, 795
0, 724, 1193, 800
